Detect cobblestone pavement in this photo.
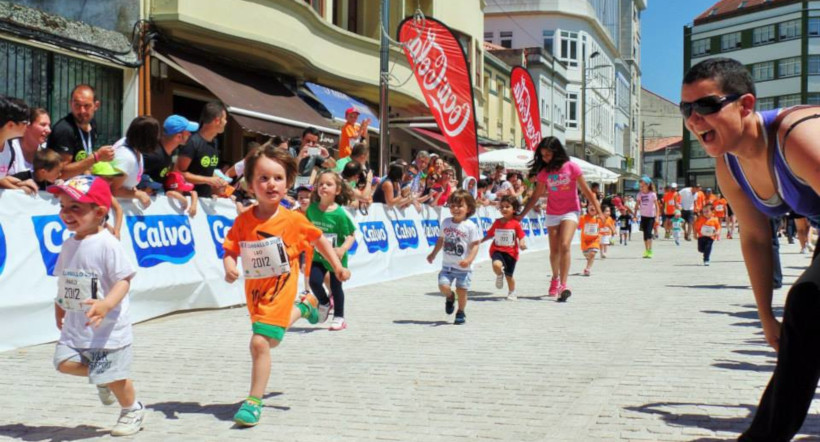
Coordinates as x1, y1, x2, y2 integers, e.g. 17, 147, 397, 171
1, 233, 818, 441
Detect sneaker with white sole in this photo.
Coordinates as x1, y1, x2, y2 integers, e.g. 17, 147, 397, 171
111, 403, 145, 436
495, 273, 504, 289
506, 292, 517, 301
329, 317, 347, 331
97, 385, 116, 406
548, 278, 560, 297
317, 303, 331, 323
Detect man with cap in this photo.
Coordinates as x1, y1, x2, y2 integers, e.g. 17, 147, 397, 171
338, 107, 370, 159
142, 115, 199, 188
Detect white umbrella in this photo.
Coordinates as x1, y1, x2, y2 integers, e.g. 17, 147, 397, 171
479, 149, 620, 184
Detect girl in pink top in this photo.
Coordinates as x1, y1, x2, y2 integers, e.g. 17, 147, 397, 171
518, 137, 603, 302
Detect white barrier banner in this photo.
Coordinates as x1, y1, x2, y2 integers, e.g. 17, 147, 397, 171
0, 190, 556, 352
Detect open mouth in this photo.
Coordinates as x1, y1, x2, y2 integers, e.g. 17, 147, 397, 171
699, 130, 716, 143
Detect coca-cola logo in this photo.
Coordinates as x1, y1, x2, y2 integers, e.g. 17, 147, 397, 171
513, 78, 542, 148
405, 28, 472, 138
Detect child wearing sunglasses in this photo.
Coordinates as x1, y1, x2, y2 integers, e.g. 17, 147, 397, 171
682, 57, 820, 442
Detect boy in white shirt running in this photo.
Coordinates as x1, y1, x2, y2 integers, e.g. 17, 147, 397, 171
48, 175, 143, 437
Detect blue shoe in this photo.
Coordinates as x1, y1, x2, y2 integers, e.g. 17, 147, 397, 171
454, 310, 466, 325
234, 399, 262, 427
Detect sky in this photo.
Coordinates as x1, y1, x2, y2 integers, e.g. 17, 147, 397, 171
641, 0, 720, 103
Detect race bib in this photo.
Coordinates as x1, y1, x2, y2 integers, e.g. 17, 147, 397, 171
240, 237, 291, 279
600, 227, 612, 236
700, 225, 716, 236
323, 233, 338, 247
494, 229, 515, 247
715, 205, 724, 212
56, 270, 97, 312
583, 223, 599, 236
619, 220, 629, 229
295, 175, 311, 188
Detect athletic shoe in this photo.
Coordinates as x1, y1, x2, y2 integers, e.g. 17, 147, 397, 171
329, 317, 347, 331
582, 268, 591, 276
111, 403, 145, 436
548, 278, 560, 297
801, 246, 808, 254
317, 303, 331, 323
727, 232, 733, 239
97, 385, 116, 406
648, 250, 654, 258
675, 240, 680, 246
506, 291, 517, 301
642, 250, 650, 259
704, 260, 710, 266
454, 310, 466, 325
601, 253, 607, 259
557, 285, 572, 303
495, 273, 504, 289
233, 399, 262, 427
445, 294, 455, 314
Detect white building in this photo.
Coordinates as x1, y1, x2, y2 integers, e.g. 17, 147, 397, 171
484, 0, 647, 189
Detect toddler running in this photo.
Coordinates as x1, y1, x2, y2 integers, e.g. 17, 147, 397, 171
482, 195, 526, 300
579, 205, 603, 276
671, 210, 685, 246
694, 203, 721, 266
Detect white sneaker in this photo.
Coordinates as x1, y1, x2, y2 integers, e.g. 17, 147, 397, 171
111, 403, 145, 437
317, 303, 331, 323
495, 273, 504, 289
97, 385, 116, 406
801, 245, 808, 254
329, 317, 347, 331
506, 292, 517, 301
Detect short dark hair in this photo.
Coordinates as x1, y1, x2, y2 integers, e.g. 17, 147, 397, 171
506, 171, 523, 181
270, 136, 285, 147
125, 116, 160, 153
71, 84, 96, 101
341, 161, 363, 180
351, 143, 369, 158
0, 96, 30, 127
302, 126, 320, 139
447, 189, 477, 217
245, 140, 298, 188
683, 57, 756, 97
29, 107, 48, 123
199, 101, 226, 126
33, 148, 62, 171
498, 194, 521, 212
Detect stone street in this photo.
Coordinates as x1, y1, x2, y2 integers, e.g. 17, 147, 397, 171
1, 232, 818, 441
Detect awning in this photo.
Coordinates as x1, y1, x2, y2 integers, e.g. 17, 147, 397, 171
152, 45, 340, 142
407, 127, 487, 154
304, 82, 380, 132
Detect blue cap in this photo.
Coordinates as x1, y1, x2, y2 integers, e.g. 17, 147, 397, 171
163, 115, 199, 135
641, 176, 652, 184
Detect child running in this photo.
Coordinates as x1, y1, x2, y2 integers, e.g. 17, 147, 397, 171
222, 144, 350, 426
670, 210, 685, 246
637, 176, 661, 258
579, 205, 603, 276
599, 206, 616, 258
518, 137, 603, 302
482, 195, 526, 300
694, 203, 721, 266
306, 171, 356, 330
618, 205, 632, 245
48, 175, 143, 436
426, 189, 481, 324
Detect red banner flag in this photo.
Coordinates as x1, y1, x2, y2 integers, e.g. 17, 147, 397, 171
511, 66, 542, 151
398, 17, 479, 178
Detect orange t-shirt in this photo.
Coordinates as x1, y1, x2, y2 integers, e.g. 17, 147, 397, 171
599, 218, 616, 238
579, 214, 602, 251
662, 191, 681, 215
693, 191, 706, 213
694, 215, 721, 240
223, 207, 322, 328
338, 123, 360, 159
713, 198, 728, 219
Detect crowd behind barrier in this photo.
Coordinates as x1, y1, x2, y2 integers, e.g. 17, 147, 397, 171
0, 190, 570, 352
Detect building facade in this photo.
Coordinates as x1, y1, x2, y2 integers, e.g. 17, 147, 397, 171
683, 0, 818, 189
478, 44, 523, 150
640, 87, 683, 189
484, 0, 647, 190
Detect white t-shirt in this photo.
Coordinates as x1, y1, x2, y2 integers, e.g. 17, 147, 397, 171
0, 140, 12, 178
440, 217, 481, 270
113, 137, 144, 189
55, 230, 136, 349
7, 138, 37, 175
233, 158, 245, 178
679, 187, 695, 210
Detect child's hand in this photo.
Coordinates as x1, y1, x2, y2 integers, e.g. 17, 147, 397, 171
426, 252, 436, 264
335, 267, 351, 282
519, 242, 527, 251
334, 247, 346, 260
84, 299, 112, 328
55, 306, 65, 330
187, 204, 197, 218
458, 259, 472, 268
225, 264, 240, 283
135, 190, 151, 209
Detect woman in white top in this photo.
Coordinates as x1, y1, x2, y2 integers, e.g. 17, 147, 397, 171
112, 116, 160, 208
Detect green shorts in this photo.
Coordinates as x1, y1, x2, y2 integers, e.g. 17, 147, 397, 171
252, 322, 286, 341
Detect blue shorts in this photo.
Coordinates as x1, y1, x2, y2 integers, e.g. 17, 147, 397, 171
438, 267, 473, 290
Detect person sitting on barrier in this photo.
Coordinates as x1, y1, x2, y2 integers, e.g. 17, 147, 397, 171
6, 107, 50, 176
163, 171, 198, 218
222, 144, 350, 427
340, 158, 373, 209
433, 168, 455, 207
1, 148, 63, 194
111, 116, 160, 209
0, 95, 30, 182
89, 161, 124, 240
373, 161, 412, 208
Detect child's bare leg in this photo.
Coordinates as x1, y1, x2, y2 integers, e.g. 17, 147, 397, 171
506, 275, 515, 293
492, 260, 503, 276
249, 334, 279, 399
107, 379, 136, 407
439, 284, 453, 297
57, 360, 88, 376
585, 251, 596, 269
455, 287, 468, 311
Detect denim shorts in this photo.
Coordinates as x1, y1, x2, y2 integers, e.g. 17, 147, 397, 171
438, 267, 473, 289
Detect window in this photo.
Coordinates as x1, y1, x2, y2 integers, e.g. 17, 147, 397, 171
756, 97, 776, 111
779, 57, 801, 77
779, 19, 801, 40
303, 0, 322, 14
753, 25, 776, 45
483, 32, 493, 43
810, 55, 820, 75
807, 93, 820, 105
567, 92, 578, 129
500, 31, 512, 49
752, 61, 775, 82
542, 30, 554, 55
810, 18, 820, 36
692, 39, 711, 57
779, 94, 801, 107
559, 31, 579, 67
653, 161, 663, 179
721, 32, 742, 52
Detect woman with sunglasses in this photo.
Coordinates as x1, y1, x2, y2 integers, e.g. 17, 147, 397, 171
681, 57, 820, 442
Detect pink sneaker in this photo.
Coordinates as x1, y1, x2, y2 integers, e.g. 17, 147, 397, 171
557, 285, 572, 303
548, 278, 560, 297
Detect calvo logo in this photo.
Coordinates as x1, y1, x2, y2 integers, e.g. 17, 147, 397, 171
32, 215, 72, 275
127, 215, 195, 267
480, 217, 492, 236
420, 219, 440, 247
207, 215, 233, 259
359, 221, 389, 253
0, 222, 6, 277
391, 219, 419, 250
529, 217, 542, 236
521, 217, 532, 236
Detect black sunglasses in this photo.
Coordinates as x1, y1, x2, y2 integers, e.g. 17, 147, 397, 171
679, 94, 741, 119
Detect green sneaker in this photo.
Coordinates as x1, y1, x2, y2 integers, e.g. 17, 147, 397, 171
234, 399, 262, 427
642, 250, 650, 259
648, 249, 654, 258
297, 301, 320, 324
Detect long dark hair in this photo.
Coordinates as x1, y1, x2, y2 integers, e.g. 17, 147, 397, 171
529, 136, 569, 175
125, 116, 160, 154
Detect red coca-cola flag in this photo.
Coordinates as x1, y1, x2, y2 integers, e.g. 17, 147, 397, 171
511, 66, 542, 151
398, 17, 479, 178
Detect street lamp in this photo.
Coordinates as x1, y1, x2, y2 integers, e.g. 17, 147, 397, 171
580, 51, 599, 161
641, 122, 660, 178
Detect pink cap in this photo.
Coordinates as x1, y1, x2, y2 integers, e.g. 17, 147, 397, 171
345, 107, 360, 116
47, 175, 112, 211
164, 171, 195, 192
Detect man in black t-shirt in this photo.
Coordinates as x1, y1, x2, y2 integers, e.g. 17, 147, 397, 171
143, 114, 199, 185
176, 102, 228, 197
46, 84, 114, 179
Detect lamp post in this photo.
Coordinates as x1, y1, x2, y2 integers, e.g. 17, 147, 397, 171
580, 51, 600, 160
641, 122, 660, 178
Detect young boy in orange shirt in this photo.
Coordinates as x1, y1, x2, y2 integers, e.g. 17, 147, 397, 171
712, 193, 728, 235
694, 203, 721, 266
579, 205, 603, 276
599, 206, 616, 258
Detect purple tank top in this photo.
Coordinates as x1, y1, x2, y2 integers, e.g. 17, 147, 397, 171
723, 107, 820, 220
